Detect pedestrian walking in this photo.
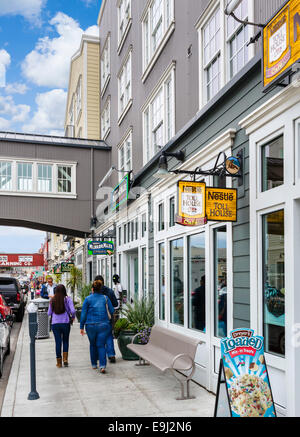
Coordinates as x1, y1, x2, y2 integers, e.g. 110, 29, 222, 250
94, 275, 118, 363
80, 278, 115, 373
48, 284, 76, 368
41, 276, 56, 299
112, 274, 123, 321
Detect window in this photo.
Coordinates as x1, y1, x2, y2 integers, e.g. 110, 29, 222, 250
118, 51, 132, 119
262, 210, 285, 356
118, 132, 132, 181
118, 0, 131, 46
188, 233, 206, 332
170, 238, 184, 326
0, 162, 12, 191
143, 65, 175, 163
57, 166, 72, 193
135, 218, 139, 239
159, 242, 165, 320
118, 227, 122, 246
124, 224, 127, 244
76, 77, 82, 120
142, 213, 147, 237
69, 95, 74, 126
101, 98, 110, 140
169, 196, 175, 227
226, 0, 249, 79
158, 203, 165, 231
17, 162, 33, 191
142, 0, 174, 71
214, 226, 227, 338
203, 7, 221, 103
142, 247, 147, 299
101, 36, 110, 93
37, 164, 52, 193
261, 135, 284, 192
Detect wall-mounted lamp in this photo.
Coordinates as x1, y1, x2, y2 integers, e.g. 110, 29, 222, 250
154, 150, 185, 180
224, 0, 264, 28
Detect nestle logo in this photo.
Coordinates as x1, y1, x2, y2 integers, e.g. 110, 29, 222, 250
207, 191, 234, 201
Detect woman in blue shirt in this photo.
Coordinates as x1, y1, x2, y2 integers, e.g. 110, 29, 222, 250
80, 278, 115, 373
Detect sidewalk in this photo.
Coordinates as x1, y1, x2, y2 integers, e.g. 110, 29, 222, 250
1, 312, 215, 417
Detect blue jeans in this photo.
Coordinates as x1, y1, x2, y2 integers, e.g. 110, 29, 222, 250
52, 323, 71, 358
106, 322, 116, 358
86, 322, 111, 368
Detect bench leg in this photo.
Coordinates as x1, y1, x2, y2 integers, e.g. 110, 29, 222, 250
171, 369, 196, 400
135, 357, 150, 366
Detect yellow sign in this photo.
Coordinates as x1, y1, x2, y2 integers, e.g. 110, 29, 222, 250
176, 181, 206, 227
263, 0, 300, 89
206, 188, 237, 222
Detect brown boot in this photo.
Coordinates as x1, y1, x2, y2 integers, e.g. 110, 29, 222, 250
63, 352, 68, 367
56, 358, 62, 368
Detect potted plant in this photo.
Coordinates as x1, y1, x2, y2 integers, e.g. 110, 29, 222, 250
114, 298, 154, 360
74, 282, 92, 322
66, 266, 83, 302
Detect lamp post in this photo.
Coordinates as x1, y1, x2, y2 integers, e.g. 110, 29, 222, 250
27, 302, 39, 400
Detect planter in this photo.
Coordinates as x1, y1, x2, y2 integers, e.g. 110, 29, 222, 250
117, 330, 139, 360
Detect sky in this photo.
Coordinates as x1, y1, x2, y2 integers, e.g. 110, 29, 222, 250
0, 0, 102, 253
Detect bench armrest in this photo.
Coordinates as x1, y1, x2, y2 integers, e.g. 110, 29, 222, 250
130, 333, 140, 344
171, 353, 194, 370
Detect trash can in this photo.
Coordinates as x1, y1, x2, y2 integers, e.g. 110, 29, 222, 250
32, 298, 50, 339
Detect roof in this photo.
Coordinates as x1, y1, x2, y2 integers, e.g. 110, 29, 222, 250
0, 131, 110, 150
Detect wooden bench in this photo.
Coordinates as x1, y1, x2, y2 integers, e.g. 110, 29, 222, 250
127, 325, 203, 400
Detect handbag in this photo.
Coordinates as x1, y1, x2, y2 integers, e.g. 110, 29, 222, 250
65, 298, 74, 325
105, 296, 111, 320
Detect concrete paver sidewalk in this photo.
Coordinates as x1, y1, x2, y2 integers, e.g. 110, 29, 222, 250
1, 312, 215, 417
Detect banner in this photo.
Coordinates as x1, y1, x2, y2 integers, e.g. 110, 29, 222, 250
214, 329, 276, 417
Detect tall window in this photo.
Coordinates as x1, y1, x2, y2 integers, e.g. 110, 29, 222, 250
69, 95, 74, 126
0, 162, 12, 191
57, 166, 72, 193
118, 132, 132, 181
142, 213, 147, 237
203, 7, 221, 103
262, 135, 284, 192
118, 0, 131, 45
17, 162, 33, 191
142, 247, 147, 299
226, 0, 249, 79
158, 202, 165, 231
37, 164, 52, 193
169, 196, 175, 227
159, 242, 166, 320
142, 0, 174, 70
101, 98, 110, 140
75, 77, 82, 120
143, 66, 175, 163
214, 226, 227, 338
188, 233, 206, 332
262, 210, 285, 356
170, 238, 184, 326
118, 51, 132, 119
101, 36, 110, 92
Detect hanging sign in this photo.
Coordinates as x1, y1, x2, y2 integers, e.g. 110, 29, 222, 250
175, 180, 207, 226
263, 0, 300, 90
206, 187, 237, 222
214, 329, 276, 417
60, 262, 74, 273
111, 174, 130, 211
87, 240, 114, 256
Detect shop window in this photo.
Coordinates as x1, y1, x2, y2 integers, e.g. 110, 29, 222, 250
158, 203, 165, 231
262, 210, 285, 356
214, 226, 227, 338
188, 233, 205, 332
261, 135, 284, 192
169, 196, 175, 227
170, 238, 184, 326
159, 242, 165, 320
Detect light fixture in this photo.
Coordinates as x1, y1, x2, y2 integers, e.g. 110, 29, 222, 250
224, 0, 264, 28
154, 150, 185, 180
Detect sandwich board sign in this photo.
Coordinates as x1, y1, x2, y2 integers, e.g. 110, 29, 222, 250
214, 329, 276, 417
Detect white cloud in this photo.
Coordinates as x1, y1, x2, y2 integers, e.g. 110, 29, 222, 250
0, 49, 11, 87
0, 95, 30, 127
5, 82, 29, 95
22, 89, 67, 135
0, 0, 45, 24
22, 12, 99, 88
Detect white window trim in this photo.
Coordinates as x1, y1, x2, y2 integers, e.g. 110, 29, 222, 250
142, 61, 176, 165
0, 157, 77, 198
101, 96, 111, 141
196, 0, 254, 110
141, 0, 175, 83
117, 47, 133, 125
101, 33, 111, 96
75, 76, 82, 123
117, 127, 133, 182
117, 0, 132, 54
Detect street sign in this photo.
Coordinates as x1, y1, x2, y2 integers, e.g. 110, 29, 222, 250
87, 240, 115, 256
206, 187, 237, 222
263, 0, 300, 90
214, 329, 276, 417
175, 180, 206, 226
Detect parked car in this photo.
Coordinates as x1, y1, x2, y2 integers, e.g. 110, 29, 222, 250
0, 277, 26, 322
0, 314, 11, 378
0, 295, 14, 327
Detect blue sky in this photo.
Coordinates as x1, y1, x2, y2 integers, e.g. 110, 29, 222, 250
0, 0, 102, 253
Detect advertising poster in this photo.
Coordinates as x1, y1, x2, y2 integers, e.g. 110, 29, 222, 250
175, 180, 206, 226
206, 187, 237, 222
215, 328, 276, 417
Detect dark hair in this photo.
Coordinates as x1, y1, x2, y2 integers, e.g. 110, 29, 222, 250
92, 278, 104, 293
113, 274, 119, 283
51, 284, 67, 314
95, 275, 104, 283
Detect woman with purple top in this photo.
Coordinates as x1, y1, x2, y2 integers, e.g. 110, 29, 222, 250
48, 284, 76, 368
